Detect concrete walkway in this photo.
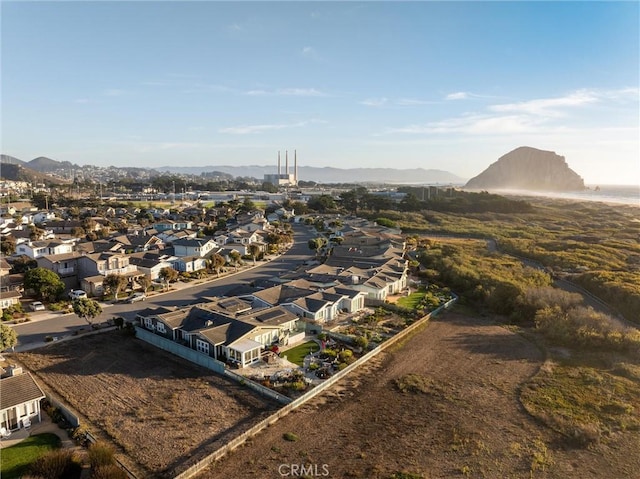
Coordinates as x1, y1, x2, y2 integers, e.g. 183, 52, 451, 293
0, 416, 73, 449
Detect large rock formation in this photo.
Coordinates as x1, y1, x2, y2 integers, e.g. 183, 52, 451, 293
465, 147, 585, 191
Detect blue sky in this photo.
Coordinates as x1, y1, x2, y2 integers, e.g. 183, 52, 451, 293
2, 1, 638, 184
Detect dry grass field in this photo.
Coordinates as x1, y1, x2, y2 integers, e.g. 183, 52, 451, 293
202, 311, 640, 479
13, 331, 280, 478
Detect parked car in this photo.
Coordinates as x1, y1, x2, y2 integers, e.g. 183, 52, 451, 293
30, 301, 45, 311
69, 290, 87, 300
126, 292, 146, 303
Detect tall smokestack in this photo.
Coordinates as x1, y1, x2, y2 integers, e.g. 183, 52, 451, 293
285, 150, 289, 177
277, 151, 281, 175
294, 149, 298, 184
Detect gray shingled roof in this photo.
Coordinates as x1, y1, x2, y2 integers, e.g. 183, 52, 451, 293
0, 373, 46, 411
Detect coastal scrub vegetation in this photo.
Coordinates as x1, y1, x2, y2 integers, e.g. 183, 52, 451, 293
407, 229, 640, 449
339, 188, 638, 324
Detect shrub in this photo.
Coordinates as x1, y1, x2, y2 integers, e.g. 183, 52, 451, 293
71, 426, 90, 444
321, 348, 337, 360
48, 302, 70, 312
88, 442, 116, 469
354, 336, 369, 350
283, 432, 299, 442
338, 349, 354, 363
394, 374, 433, 394
92, 465, 128, 479
29, 449, 81, 479
287, 381, 307, 391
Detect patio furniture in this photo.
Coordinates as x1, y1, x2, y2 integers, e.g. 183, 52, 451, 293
0, 427, 11, 438
21, 418, 31, 429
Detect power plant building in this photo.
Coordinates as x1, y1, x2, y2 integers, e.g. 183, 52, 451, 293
264, 150, 298, 187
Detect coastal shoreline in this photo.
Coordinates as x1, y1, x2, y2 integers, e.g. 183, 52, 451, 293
464, 185, 639, 207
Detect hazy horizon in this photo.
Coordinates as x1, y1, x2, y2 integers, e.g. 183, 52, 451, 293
2, 2, 638, 185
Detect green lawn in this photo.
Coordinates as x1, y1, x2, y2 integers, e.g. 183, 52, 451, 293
281, 341, 319, 366
1, 433, 61, 479
396, 290, 427, 310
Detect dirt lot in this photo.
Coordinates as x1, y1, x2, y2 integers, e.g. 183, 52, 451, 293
13, 331, 280, 478
203, 311, 640, 479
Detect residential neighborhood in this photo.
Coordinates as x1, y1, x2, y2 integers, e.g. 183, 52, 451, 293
0, 198, 296, 317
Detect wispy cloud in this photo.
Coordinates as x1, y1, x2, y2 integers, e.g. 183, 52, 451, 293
387, 114, 545, 135
74, 98, 90, 104
445, 91, 470, 101
245, 87, 327, 97
490, 89, 599, 117
301, 46, 322, 61
387, 88, 636, 137
103, 88, 128, 97
360, 97, 388, 107
396, 98, 439, 106
219, 119, 324, 135
444, 91, 502, 101
362, 97, 438, 107
227, 23, 244, 32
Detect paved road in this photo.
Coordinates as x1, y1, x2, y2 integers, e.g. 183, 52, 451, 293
12, 224, 317, 351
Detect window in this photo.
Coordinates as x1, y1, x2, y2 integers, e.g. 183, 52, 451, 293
196, 340, 209, 355
156, 322, 166, 333
144, 317, 154, 329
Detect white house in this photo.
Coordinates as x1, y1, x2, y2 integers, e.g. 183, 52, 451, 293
0, 367, 46, 431
172, 238, 218, 258
16, 240, 74, 259
33, 211, 57, 224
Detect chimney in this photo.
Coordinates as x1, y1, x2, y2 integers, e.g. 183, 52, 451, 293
277, 151, 281, 175
285, 150, 289, 177
7, 365, 23, 376
294, 149, 298, 184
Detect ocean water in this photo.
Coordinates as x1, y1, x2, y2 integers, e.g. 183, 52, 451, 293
486, 185, 639, 207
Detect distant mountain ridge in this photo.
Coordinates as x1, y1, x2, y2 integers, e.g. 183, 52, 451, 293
0, 160, 72, 185
465, 147, 585, 192
1, 154, 78, 172
157, 165, 465, 184
2, 154, 465, 184
28, 156, 77, 172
